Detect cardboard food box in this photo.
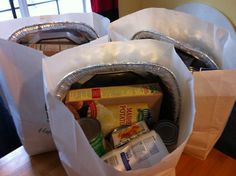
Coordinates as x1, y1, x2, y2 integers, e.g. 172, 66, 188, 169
66, 83, 163, 136
29, 39, 76, 56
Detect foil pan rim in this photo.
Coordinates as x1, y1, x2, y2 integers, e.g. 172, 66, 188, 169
132, 30, 219, 70
8, 22, 99, 43
55, 63, 181, 123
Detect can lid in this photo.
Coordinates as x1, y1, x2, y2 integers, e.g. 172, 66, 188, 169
154, 120, 178, 146
79, 118, 101, 142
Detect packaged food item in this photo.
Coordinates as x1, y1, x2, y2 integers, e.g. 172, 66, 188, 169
65, 103, 81, 120
102, 130, 169, 171
65, 83, 163, 135
68, 101, 151, 136
66, 84, 162, 102
78, 118, 106, 156
28, 39, 76, 56
111, 121, 150, 148
96, 103, 151, 136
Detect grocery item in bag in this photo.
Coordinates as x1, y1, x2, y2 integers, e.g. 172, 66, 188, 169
111, 121, 150, 148
66, 84, 162, 102
79, 118, 106, 156
65, 84, 163, 135
154, 120, 178, 152
102, 130, 168, 171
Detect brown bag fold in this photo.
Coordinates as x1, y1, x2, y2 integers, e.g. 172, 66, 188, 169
184, 70, 236, 159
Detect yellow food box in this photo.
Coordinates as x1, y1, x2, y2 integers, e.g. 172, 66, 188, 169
66, 84, 163, 136
66, 84, 162, 102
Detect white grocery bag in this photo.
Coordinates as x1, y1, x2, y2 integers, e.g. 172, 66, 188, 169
43, 39, 195, 176
0, 40, 55, 155
0, 13, 109, 155
109, 8, 236, 69
0, 12, 109, 40
108, 8, 236, 160
175, 3, 236, 37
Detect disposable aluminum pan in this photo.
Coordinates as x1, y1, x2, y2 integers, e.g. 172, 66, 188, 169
132, 31, 219, 71
9, 22, 98, 45
55, 63, 181, 124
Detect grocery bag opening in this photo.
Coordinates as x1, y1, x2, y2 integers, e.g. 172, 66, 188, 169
16, 30, 95, 45
57, 65, 180, 124
55, 64, 180, 158
9, 22, 98, 56
132, 31, 219, 71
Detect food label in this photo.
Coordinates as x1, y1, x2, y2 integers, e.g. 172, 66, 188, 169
102, 131, 169, 171
67, 101, 151, 136
96, 103, 150, 136
112, 121, 150, 148
66, 84, 161, 102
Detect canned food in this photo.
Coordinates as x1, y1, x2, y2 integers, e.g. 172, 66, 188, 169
154, 120, 178, 152
79, 118, 105, 156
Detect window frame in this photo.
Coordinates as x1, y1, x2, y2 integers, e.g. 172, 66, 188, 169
0, 0, 89, 20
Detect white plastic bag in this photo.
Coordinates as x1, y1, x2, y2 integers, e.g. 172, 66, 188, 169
0, 13, 109, 155
43, 39, 195, 176
108, 8, 236, 160
175, 3, 235, 37
109, 8, 236, 69
0, 12, 109, 40
0, 40, 55, 155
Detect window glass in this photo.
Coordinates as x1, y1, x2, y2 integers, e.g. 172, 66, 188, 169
16, 9, 22, 18
85, 0, 92, 12
0, 11, 13, 21
0, 0, 10, 11
28, 1, 58, 16
0, 0, 90, 21
58, 0, 84, 14
13, 0, 19, 8
27, 0, 50, 3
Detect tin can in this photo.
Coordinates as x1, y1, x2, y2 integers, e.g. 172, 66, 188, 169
79, 118, 105, 156
154, 120, 178, 152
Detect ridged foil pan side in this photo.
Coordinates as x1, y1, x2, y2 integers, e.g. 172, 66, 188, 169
8, 22, 98, 44
55, 63, 181, 124
132, 31, 219, 71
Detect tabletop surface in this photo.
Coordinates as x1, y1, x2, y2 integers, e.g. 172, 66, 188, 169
0, 147, 235, 176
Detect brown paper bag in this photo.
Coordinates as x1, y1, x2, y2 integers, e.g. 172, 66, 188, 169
184, 70, 236, 159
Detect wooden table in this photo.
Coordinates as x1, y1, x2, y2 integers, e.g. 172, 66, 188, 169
0, 147, 235, 176
0, 147, 66, 176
